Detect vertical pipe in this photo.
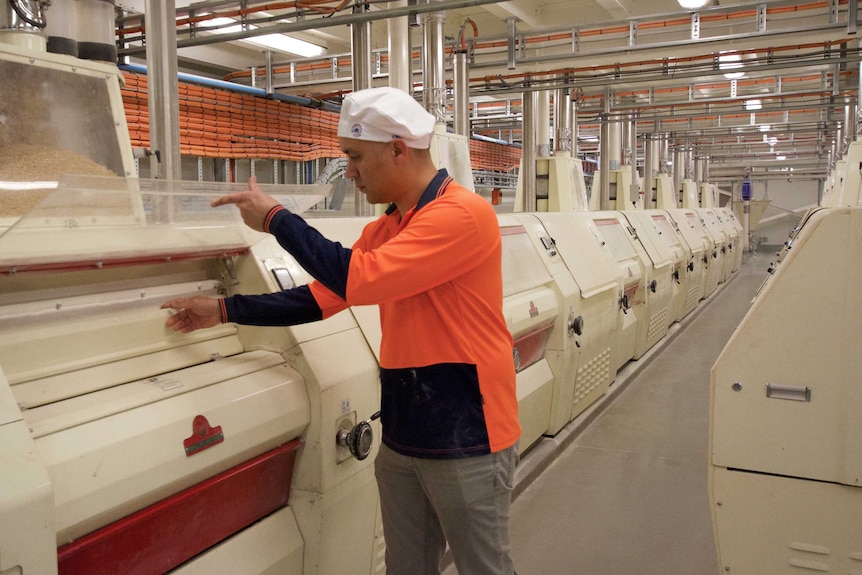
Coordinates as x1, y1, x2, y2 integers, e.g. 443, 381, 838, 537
599, 91, 611, 210
453, 50, 470, 137
352, 2, 374, 216
835, 121, 845, 160
572, 95, 579, 155
422, 10, 446, 124
351, 3, 372, 92
643, 133, 654, 206
522, 90, 537, 211
858, 58, 862, 139
388, 0, 411, 93
264, 50, 274, 95
608, 117, 621, 169
843, 97, 856, 152
537, 90, 551, 157
145, 0, 180, 181
629, 114, 638, 207
673, 145, 683, 192
554, 85, 573, 153
684, 146, 693, 180
506, 18, 517, 70
620, 116, 632, 166
658, 134, 669, 174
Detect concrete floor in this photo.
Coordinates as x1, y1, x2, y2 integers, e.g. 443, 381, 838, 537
444, 251, 770, 575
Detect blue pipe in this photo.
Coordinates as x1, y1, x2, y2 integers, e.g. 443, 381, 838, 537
119, 63, 342, 113
471, 132, 521, 148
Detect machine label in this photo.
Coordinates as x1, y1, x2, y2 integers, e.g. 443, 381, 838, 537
144, 376, 183, 391
183, 415, 225, 456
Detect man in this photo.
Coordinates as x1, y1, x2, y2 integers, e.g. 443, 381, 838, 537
162, 86, 520, 575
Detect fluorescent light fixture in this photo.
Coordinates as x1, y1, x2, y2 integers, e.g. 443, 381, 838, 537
745, 99, 762, 111
248, 33, 326, 57
718, 51, 744, 80
198, 16, 325, 58
759, 124, 771, 132
776, 155, 786, 160
678, 0, 710, 8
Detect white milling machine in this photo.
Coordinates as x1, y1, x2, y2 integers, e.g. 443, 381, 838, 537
709, 206, 862, 573
0, 35, 390, 575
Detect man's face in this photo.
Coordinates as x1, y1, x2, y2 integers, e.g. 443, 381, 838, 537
339, 137, 397, 205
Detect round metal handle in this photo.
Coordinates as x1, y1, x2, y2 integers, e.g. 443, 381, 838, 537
568, 314, 584, 336
336, 411, 380, 461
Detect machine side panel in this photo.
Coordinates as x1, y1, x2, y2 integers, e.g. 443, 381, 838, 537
711, 208, 862, 485
711, 467, 862, 574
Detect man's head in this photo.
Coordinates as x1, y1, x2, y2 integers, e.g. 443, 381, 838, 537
337, 86, 435, 149
337, 87, 439, 210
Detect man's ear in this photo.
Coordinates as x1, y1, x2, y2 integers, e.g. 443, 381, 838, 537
392, 138, 409, 160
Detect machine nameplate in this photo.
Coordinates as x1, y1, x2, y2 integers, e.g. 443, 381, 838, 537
143, 376, 183, 392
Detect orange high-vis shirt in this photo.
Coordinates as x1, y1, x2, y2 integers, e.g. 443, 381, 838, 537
228, 169, 520, 458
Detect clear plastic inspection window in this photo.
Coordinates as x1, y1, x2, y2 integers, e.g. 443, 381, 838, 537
0, 175, 329, 272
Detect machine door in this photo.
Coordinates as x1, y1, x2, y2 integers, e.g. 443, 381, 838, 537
711, 207, 862, 486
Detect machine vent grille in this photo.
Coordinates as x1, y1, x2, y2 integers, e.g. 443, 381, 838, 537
647, 306, 669, 345
574, 347, 611, 406
685, 284, 701, 314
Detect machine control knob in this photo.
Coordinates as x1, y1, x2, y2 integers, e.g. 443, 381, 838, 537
336, 411, 380, 461
568, 314, 584, 336
649, 280, 657, 293
688, 261, 695, 272
672, 270, 680, 283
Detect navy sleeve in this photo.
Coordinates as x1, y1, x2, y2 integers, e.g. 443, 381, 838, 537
223, 284, 323, 326
266, 208, 351, 299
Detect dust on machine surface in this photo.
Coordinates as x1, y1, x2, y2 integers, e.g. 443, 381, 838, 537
0, 2, 759, 574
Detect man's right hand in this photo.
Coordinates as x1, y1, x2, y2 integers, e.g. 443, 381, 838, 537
211, 176, 281, 232
162, 296, 223, 333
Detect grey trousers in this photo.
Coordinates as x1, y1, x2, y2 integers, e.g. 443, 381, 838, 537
374, 443, 519, 575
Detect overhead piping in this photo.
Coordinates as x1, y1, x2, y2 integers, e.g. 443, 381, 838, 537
119, 63, 341, 112
116, 0, 505, 57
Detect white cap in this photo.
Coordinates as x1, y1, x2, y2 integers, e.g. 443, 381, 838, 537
337, 87, 436, 149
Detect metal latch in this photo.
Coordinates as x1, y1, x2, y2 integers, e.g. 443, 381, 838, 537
766, 383, 811, 402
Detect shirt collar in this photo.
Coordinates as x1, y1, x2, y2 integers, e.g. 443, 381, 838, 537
384, 168, 451, 216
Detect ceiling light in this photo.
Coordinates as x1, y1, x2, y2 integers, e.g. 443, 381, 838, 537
758, 124, 771, 132
718, 52, 744, 80
678, 0, 710, 9
776, 155, 786, 161
198, 16, 325, 58
248, 33, 326, 58
745, 99, 762, 111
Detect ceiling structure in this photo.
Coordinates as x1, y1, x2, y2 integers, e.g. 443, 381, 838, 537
115, 0, 861, 186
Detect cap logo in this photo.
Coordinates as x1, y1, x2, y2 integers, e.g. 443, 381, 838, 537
351, 123, 363, 138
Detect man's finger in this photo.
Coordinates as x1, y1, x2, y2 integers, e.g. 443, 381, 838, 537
161, 298, 187, 310
211, 191, 248, 208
